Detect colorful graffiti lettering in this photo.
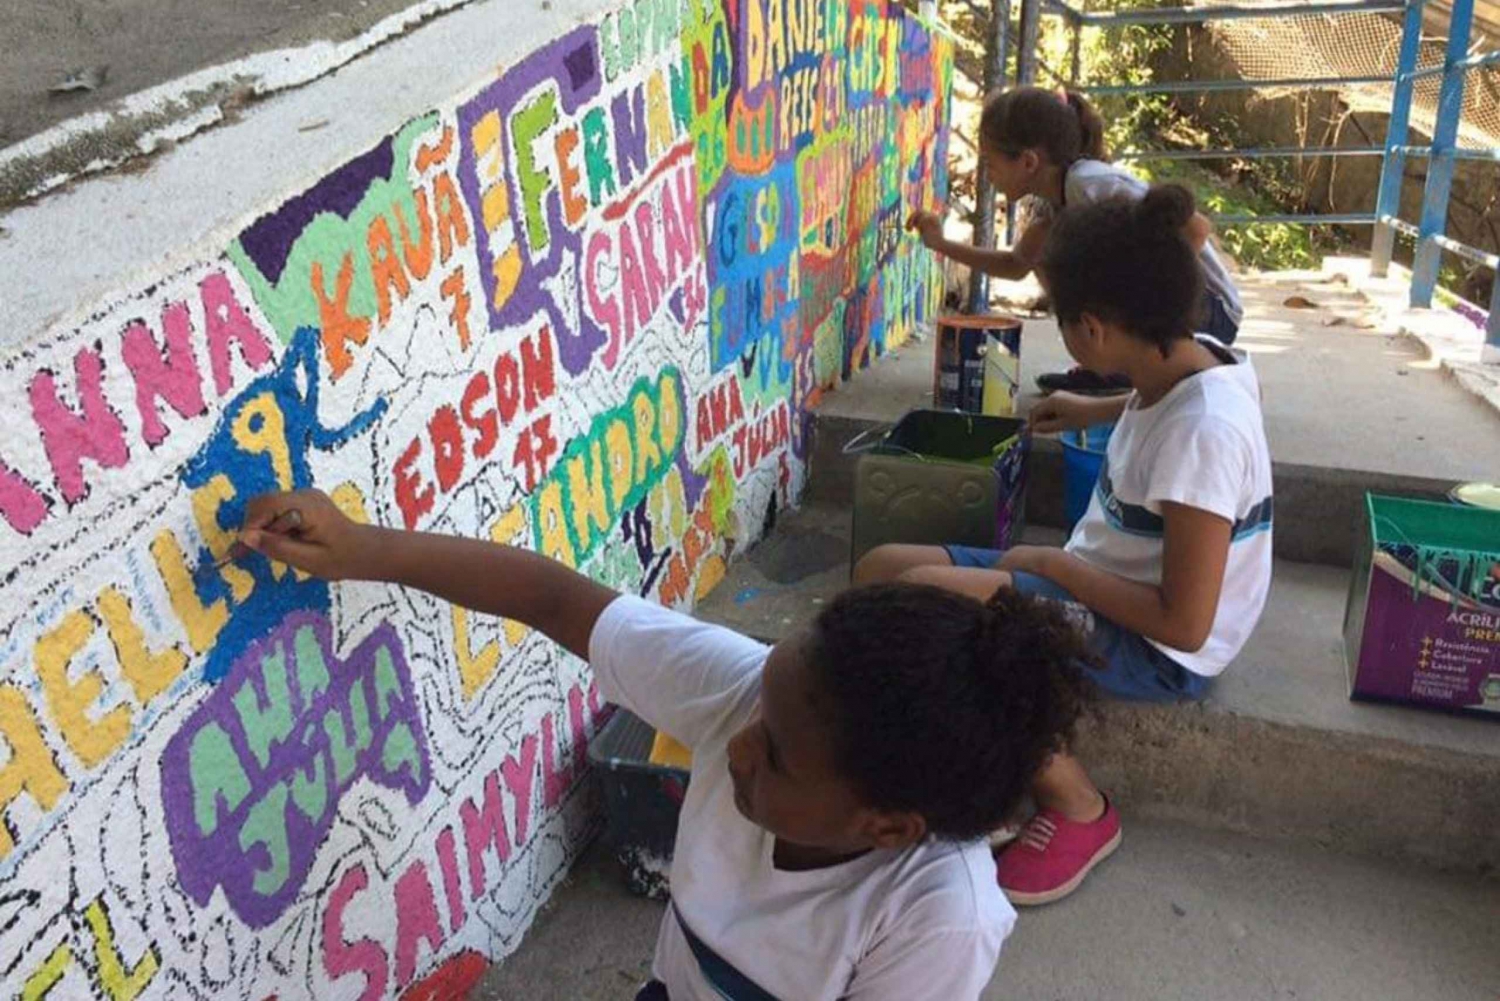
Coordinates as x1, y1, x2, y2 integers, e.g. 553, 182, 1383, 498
0, 268, 274, 541
161, 614, 430, 929
229, 116, 477, 380
391, 322, 559, 531
179, 326, 387, 682
584, 140, 707, 369
14, 896, 159, 1001
0, 1, 950, 997
531, 368, 685, 567
457, 26, 613, 377
320, 682, 606, 998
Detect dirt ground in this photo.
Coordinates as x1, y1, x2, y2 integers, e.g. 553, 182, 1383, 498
0, 0, 458, 148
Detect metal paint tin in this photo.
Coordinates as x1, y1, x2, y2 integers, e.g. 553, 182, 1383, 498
933, 314, 1024, 416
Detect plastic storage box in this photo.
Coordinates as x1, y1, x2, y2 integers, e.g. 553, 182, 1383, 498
850, 409, 1029, 566
588, 708, 690, 898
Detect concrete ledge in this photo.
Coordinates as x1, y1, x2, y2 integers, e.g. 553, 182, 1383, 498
804, 267, 1500, 569
0, 0, 617, 343
1331, 255, 1500, 421
807, 413, 1458, 567
694, 503, 1500, 875
1081, 704, 1499, 875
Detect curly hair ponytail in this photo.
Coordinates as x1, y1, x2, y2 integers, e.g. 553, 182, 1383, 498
807, 583, 1093, 841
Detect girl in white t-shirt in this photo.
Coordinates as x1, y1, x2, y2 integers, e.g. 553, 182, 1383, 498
232, 488, 1095, 999
859, 184, 1273, 908
909, 85, 1242, 394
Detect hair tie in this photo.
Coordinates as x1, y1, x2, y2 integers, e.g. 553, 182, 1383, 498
1056, 87, 1072, 106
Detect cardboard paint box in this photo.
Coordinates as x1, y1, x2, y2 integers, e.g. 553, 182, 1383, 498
1344, 494, 1500, 717
850, 409, 1029, 566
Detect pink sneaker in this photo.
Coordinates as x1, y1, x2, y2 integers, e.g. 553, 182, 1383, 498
987, 821, 1024, 849
996, 797, 1122, 905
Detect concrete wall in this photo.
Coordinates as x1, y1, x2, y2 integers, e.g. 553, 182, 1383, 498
0, 2, 951, 997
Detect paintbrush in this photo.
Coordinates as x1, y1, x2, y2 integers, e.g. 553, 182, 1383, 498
214, 508, 303, 568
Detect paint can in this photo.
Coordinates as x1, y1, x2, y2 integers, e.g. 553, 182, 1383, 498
932, 314, 1024, 416
1449, 481, 1500, 511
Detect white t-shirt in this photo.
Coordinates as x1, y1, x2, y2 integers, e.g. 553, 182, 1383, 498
1063, 159, 1244, 326
589, 595, 1015, 1000
1065, 339, 1273, 676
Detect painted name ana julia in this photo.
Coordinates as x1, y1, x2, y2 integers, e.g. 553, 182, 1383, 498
160, 613, 430, 929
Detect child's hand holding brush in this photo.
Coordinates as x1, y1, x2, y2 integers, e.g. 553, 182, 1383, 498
234, 490, 371, 581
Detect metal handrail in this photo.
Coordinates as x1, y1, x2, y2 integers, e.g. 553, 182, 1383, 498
1400, 49, 1500, 81
1042, 0, 1409, 24
1215, 212, 1381, 224
1397, 146, 1500, 161
964, 0, 1500, 351
1082, 75, 1395, 95
1117, 145, 1386, 159
1382, 216, 1500, 268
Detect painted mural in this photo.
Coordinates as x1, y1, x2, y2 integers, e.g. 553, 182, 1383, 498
0, 1, 951, 997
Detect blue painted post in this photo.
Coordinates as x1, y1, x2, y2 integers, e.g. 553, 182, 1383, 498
1487, 272, 1500, 364
968, 0, 1011, 314
1370, 0, 1425, 277
1409, 0, 1475, 306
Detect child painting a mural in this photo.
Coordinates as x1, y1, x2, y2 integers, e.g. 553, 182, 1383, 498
0, 5, 963, 997
908, 86, 1243, 395
235, 487, 1090, 999
859, 185, 1273, 905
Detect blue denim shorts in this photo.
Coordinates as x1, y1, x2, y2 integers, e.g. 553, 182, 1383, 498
944, 545, 1211, 702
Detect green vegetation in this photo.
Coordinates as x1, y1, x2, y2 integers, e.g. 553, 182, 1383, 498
1135, 159, 1321, 272
1033, 1, 1337, 272
928, 0, 1480, 289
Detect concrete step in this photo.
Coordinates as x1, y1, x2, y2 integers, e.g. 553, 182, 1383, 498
809, 288, 1500, 567
693, 503, 1500, 875
476, 821, 1500, 1001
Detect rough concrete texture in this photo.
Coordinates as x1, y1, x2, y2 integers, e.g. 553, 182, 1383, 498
476, 822, 1500, 1001
475, 847, 662, 1000
1329, 254, 1500, 418
0, 0, 617, 340
2, 0, 460, 147
694, 502, 1500, 872
820, 270, 1500, 484
0, 0, 523, 207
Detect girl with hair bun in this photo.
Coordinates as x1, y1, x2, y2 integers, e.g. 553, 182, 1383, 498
865, 184, 1273, 907
910, 86, 1243, 395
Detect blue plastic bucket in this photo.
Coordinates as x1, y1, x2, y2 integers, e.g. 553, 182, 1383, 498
1060, 423, 1114, 531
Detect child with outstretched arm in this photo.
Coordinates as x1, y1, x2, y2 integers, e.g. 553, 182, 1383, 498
862, 184, 1273, 906
909, 86, 1243, 395
237, 487, 1091, 1000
